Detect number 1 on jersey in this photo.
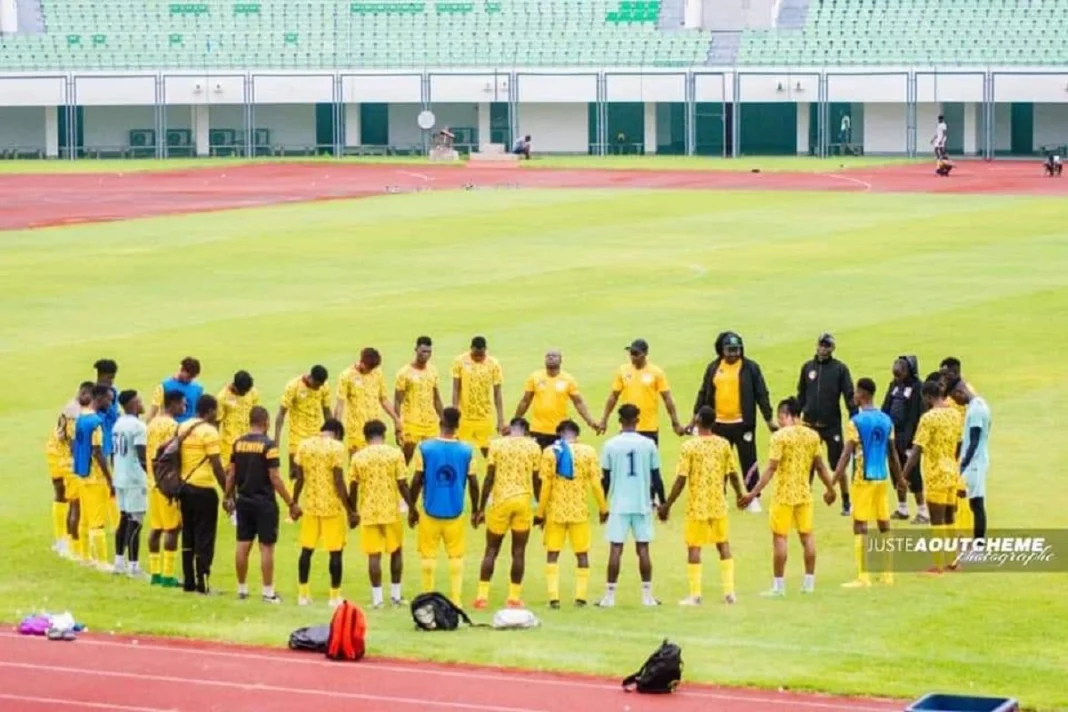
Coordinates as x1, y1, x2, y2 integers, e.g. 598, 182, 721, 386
626, 450, 636, 477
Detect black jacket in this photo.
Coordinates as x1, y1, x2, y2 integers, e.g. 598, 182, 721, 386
881, 355, 925, 445
796, 356, 857, 429
692, 332, 773, 428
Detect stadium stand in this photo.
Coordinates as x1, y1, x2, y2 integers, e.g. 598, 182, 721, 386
0, 0, 714, 70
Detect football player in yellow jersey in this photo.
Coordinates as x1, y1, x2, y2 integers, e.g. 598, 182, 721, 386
395, 336, 444, 464
335, 347, 402, 454
659, 406, 743, 605
216, 370, 259, 464
741, 398, 836, 596
293, 418, 356, 607
451, 336, 505, 456
939, 358, 974, 546
145, 390, 185, 587
598, 339, 686, 444
47, 383, 90, 557
473, 417, 542, 609
902, 380, 963, 574
514, 349, 602, 449
535, 420, 607, 608
275, 365, 332, 478
349, 419, 413, 608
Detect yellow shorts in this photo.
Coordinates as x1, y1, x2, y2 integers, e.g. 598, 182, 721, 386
148, 488, 182, 530
403, 423, 437, 446
684, 517, 730, 547
64, 474, 82, 501
458, 418, 494, 450
851, 479, 891, 523
770, 502, 814, 536
925, 485, 958, 507
543, 521, 592, 554
80, 481, 109, 530
47, 455, 69, 481
361, 521, 403, 555
300, 514, 348, 552
418, 514, 465, 559
486, 496, 532, 536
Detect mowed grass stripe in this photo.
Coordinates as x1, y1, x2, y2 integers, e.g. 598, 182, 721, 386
1, 189, 1066, 709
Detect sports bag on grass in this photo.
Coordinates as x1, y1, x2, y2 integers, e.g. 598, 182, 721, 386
491, 608, 540, 630
152, 420, 208, 499
288, 625, 330, 653
326, 601, 367, 661
411, 592, 486, 631
622, 639, 683, 694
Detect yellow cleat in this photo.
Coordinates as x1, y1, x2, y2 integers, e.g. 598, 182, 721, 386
840, 578, 872, 589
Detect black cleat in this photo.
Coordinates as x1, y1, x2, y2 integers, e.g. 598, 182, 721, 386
574, 599, 588, 608
549, 600, 561, 610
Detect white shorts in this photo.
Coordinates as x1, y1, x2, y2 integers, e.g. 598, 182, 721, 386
963, 468, 987, 499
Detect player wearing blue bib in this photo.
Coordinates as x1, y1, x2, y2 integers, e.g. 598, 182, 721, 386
596, 404, 664, 608
94, 359, 121, 532
833, 378, 902, 587
949, 380, 991, 540
112, 390, 148, 577
408, 407, 479, 607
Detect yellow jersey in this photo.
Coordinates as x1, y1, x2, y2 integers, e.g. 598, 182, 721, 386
523, 369, 579, 435
768, 425, 822, 506
677, 435, 734, 520
451, 353, 503, 422
296, 435, 349, 517
281, 376, 331, 443
537, 442, 606, 523
713, 359, 743, 423
612, 362, 670, 432
45, 403, 78, 472
395, 363, 440, 430
216, 386, 259, 449
146, 415, 178, 484
177, 418, 221, 489
486, 436, 542, 504
337, 365, 388, 438
349, 443, 407, 525
913, 405, 963, 490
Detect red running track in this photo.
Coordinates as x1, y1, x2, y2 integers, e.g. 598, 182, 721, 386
0, 160, 1065, 231
0, 631, 904, 712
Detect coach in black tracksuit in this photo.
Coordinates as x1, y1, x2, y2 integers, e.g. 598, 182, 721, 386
796, 333, 856, 516
882, 354, 926, 521
692, 331, 776, 503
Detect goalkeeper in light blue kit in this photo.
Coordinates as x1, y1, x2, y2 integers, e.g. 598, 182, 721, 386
597, 404, 666, 608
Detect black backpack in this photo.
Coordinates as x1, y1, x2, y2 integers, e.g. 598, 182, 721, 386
622, 639, 683, 694
287, 625, 330, 653
410, 592, 484, 631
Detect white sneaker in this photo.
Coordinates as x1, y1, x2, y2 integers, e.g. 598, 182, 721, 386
298, 596, 311, 607
95, 562, 115, 573
759, 588, 785, 598
801, 585, 815, 595
262, 594, 283, 605
595, 596, 615, 608
746, 499, 763, 514
724, 593, 737, 605
678, 596, 702, 606
642, 597, 662, 607
328, 598, 342, 609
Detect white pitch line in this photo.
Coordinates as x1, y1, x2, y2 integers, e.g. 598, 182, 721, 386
823, 172, 873, 192
0, 693, 173, 712
0, 661, 546, 712
0, 634, 896, 711
397, 170, 433, 182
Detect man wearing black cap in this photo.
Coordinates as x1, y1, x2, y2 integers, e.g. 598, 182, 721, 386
796, 333, 857, 516
692, 331, 776, 512
599, 339, 685, 445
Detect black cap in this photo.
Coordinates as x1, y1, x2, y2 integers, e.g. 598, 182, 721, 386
818, 333, 836, 347
625, 339, 649, 354
723, 334, 742, 349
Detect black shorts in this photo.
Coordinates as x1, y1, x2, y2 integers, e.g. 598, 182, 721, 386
532, 432, 557, 450
894, 441, 923, 494
236, 498, 279, 545
638, 431, 659, 446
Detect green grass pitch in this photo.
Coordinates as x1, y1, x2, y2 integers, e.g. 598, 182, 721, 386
1, 181, 1066, 709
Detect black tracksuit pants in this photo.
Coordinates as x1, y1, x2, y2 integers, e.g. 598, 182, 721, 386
710, 422, 759, 491
179, 484, 219, 592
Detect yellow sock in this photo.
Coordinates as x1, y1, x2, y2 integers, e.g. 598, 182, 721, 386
149, 553, 162, 576
686, 563, 702, 599
448, 558, 464, 607
719, 558, 735, 597
73, 536, 87, 561
89, 529, 107, 563
854, 534, 870, 583
77, 517, 89, 559
298, 583, 311, 599
162, 550, 176, 578
52, 502, 68, 543
420, 558, 437, 593
574, 566, 590, 602
476, 580, 490, 601
546, 563, 561, 601
882, 543, 894, 584
507, 582, 522, 602
108, 498, 120, 531
329, 587, 341, 601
